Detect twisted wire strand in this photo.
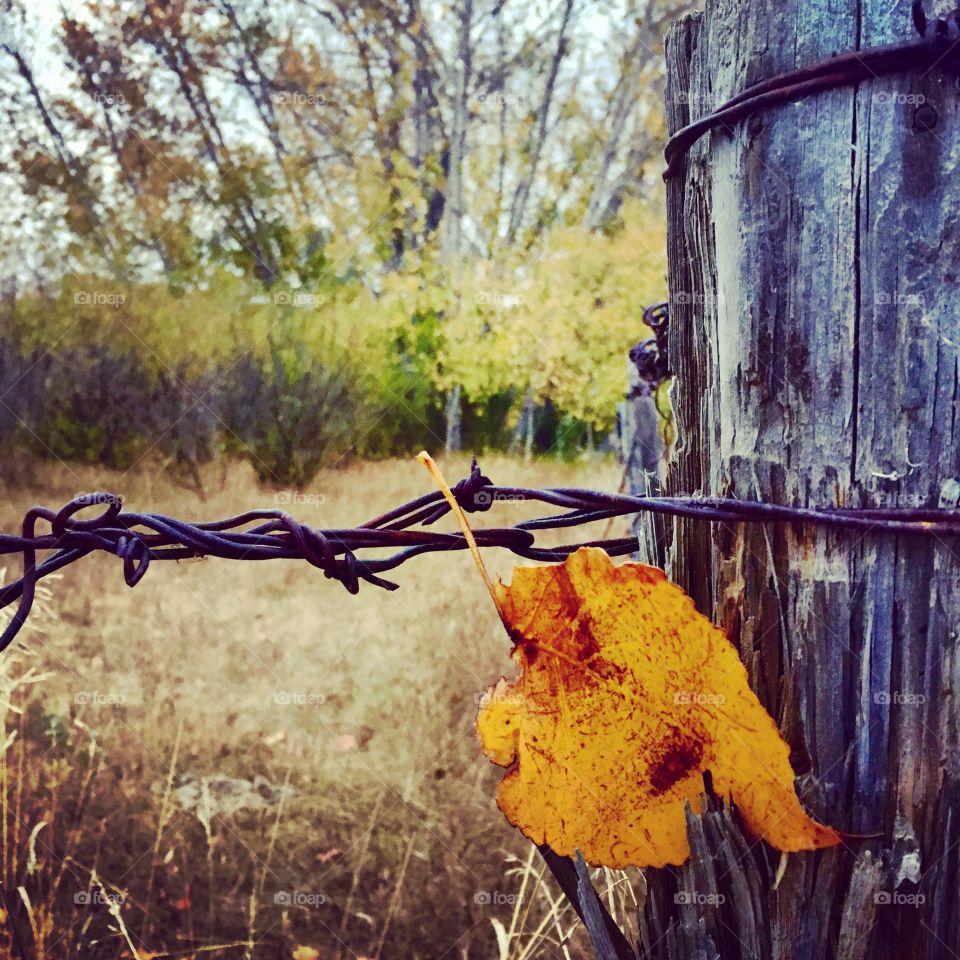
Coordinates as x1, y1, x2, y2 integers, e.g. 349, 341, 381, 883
1, 460, 959, 653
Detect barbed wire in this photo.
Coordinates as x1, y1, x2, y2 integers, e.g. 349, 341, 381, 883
1, 460, 959, 652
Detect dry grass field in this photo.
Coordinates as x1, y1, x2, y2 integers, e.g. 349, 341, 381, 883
0, 454, 641, 959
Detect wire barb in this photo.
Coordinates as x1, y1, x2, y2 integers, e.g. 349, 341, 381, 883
913, 1, 960, 39
1, 470, 959, 653
629, 302, 671, 397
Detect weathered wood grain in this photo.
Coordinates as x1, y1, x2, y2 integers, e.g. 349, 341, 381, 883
648, 1, 960, 957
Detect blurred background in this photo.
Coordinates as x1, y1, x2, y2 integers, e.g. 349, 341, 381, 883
0, 0, 688, 956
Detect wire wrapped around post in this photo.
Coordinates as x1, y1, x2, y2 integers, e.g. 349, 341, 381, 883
663, 3, 960, 179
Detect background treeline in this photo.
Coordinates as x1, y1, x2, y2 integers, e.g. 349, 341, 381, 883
0, 0, 685, 487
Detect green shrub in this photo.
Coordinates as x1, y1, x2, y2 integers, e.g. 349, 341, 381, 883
222, 336, 363, 488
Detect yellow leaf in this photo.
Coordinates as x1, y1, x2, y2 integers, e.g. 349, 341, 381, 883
477, 548, 840, 868
415, 452, 840, 870
292, 947, 321, 960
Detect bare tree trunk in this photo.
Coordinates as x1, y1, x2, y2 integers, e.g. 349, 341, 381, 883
440, 0, 473, 263
441, 0, 474, 451
505, 0, 574, 243
511, 389, 537, 461
643, 3, 960, 958
445, 384, 463, 454
583, 5, 657, 231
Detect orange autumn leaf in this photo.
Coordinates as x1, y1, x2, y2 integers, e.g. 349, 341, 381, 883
415, 453, 840, 870
476, 547, 840, 868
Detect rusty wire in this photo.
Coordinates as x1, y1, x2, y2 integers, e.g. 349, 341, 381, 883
1, 460, 959, 652
664, 1, 960, 179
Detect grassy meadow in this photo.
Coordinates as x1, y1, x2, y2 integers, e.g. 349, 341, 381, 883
0, 453, 643, 959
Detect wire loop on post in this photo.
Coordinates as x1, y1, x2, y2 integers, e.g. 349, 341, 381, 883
663, 7, 960, 179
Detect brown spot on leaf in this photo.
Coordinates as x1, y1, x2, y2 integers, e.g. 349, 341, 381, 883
648, 730, 704, 795
573, 616, 600, 661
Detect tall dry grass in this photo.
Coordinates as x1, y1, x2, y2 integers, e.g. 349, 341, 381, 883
0, 454, 644, 959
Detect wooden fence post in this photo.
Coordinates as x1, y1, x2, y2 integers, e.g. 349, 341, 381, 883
618, 348, 666, 566
645, 2, 960, 957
